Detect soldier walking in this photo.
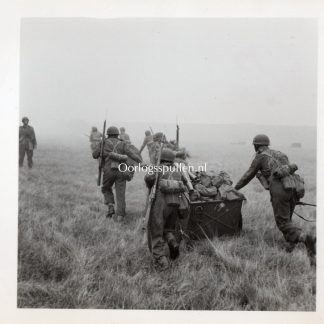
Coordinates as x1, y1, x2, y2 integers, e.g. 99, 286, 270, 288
92, 126, 142, 221
89, 126, 102, 152
119, 127, 131, 143
19, 117, 37, 168
234, 134, 316, 265
150, 132, 165, 165
144, 148, 190, 271
139, 130, 155, 164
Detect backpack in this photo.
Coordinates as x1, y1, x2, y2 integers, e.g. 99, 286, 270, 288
159, 171, 188, 213
261, 150, 305, 198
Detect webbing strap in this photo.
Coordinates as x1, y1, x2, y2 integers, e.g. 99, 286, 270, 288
106, 139, 121, 153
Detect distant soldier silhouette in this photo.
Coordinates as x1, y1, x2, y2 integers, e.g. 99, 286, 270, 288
119, 127, 131, 143
150, 132, 164, 165
234, 134, 316, 265
139, 130, 155, 164
89, 126, 102, 152
92, 126, 142, 221
19, 117, 37, 168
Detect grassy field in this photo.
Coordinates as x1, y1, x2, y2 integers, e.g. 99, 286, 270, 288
18, 142, 316, 310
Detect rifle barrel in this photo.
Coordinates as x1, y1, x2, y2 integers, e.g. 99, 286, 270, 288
142, 135, 165, 243
97, 120, 106, 186
297, 201, 317, 207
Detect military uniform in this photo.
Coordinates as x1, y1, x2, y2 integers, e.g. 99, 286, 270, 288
144, 150, 190, 270
19, 123, 37, 168
93, 134, 141, 219
139, 133, 155, 164
120, 133, 131, 143
149, 132, 165, 165
119, 127, 131, 143
89, 130, 102, 151
235, 146, 303, 244
235, 134, 316, 265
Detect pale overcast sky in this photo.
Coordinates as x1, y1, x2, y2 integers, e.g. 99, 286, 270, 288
20, 18, 317, 126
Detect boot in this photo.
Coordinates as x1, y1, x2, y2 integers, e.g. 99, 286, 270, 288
304, 234, 316, 266
165, 232, 180, 260
168, 238, 180, 260
285, 242, 297, 253
155, 256, 169, 272
106, 204, 115, 218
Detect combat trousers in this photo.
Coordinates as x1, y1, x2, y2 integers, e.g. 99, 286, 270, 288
102, 166, 126, 216
269, 178, 301, 243
148, 149, 155, 165
19, 144, 33, 168
147, 191, 189, 261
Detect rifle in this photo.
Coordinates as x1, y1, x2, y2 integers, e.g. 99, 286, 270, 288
176, 118, 179, 149
142, 135, 165, 244
97, 120, 106, 186
296, 201, 316, 207
149, 126, 154, 135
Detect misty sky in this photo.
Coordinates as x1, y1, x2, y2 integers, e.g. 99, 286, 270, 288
20, 18, 317, 127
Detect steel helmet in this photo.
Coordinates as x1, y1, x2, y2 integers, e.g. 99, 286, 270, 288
22, 116, 29, 122
160, 148, 175, 162
153, 132, 164, 142
253, 134, 270, 146
107, 126, 119, 135
120, 127, 126, 132
145, 130, 151, 136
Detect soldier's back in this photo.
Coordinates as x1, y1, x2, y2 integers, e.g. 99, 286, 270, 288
262, 148, 290, 167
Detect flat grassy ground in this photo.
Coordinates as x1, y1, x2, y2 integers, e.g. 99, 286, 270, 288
18, 142, 316, 310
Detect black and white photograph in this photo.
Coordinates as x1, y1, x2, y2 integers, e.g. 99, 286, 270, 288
1, 1, 324, 323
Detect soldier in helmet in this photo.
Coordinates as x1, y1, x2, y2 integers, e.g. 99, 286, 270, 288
19, 117, 37, 168
139, 130, 155, 164
119, 127, 131, 143
150, 132, 165, 165
92, 126, 142, 221
89, 126, 102, 152
234, 134, 316, 265
144, 148, 190, 271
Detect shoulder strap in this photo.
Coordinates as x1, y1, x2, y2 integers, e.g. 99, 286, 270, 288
260, 150, 278, 161
167, 171, 174, 180
106, 139, 121, 153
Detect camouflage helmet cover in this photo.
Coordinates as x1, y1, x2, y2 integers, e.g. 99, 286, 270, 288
22, 116, 29, 122
107, 126, 120, 135
253, 134, 270, 146
160, 148, 175, 162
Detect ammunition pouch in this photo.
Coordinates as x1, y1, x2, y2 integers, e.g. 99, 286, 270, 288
110, 161, 119, 170
280, 174, 304, 199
